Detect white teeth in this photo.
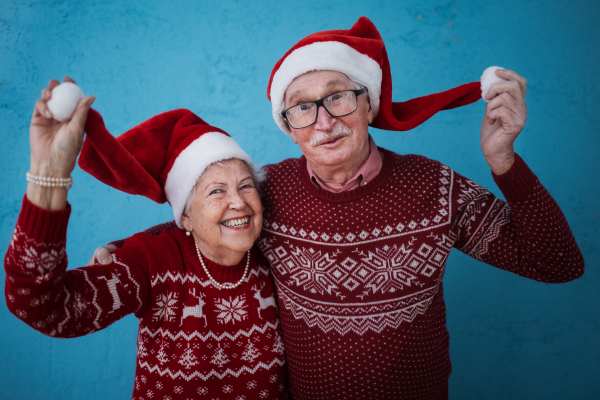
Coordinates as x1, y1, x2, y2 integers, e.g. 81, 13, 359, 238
221, 217, 250, 228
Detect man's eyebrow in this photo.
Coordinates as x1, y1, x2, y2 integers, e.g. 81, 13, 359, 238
325, 79, 347, 88
285, 79, 349, 106
286, 90, 305, 106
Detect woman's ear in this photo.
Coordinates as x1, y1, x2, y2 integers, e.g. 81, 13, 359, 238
181, 213, 193, 233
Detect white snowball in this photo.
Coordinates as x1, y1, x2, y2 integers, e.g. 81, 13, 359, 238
480, 66, 506, 102
47, 82, 85, 122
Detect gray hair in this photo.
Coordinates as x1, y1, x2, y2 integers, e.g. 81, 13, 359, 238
349, 80, 371, 106
349, 79, 366, 91
182, 158, 266, 217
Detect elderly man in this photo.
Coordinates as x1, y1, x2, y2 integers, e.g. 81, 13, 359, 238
93, 17, 583, 400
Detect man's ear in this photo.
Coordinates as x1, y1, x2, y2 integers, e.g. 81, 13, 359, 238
367, 106, 375, 125
363, 94, 375, 125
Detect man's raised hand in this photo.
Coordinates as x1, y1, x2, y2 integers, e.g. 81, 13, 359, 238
480, 69, 527, 175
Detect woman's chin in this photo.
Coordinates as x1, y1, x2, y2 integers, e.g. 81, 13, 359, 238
219, 222, 260, 243
218, 232, 259, 255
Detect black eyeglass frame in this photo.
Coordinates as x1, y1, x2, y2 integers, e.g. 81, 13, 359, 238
280, 88, 368, 129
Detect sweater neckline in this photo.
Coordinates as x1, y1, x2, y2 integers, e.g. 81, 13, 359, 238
299, 147, 395, 203
178, 230, 250, 285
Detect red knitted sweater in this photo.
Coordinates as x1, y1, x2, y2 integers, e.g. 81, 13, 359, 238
256, 149, 583, 400
54, 149, 584, 399
4, 197, 288, 400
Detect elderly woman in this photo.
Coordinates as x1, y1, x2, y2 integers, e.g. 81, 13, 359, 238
4, 78, 287, 399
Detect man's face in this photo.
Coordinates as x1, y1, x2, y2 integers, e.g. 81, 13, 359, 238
283, 71, 375, 171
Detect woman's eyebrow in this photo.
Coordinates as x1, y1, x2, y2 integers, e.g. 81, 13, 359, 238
238, 176, 253, 184
204, 181, 227, 188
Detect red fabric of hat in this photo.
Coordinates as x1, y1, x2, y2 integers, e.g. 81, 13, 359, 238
79, 108, 253, 227
267, 16, 481, 135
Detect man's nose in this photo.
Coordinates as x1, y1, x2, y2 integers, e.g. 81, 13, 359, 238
314, 105, 336, 130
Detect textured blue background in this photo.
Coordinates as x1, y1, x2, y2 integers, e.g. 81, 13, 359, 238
1, 1, 598, 399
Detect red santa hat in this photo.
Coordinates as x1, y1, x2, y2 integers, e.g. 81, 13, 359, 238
267, 16, 482, 135
78, 108, 253, 228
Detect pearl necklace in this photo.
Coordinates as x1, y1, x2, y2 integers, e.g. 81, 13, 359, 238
195, 242, 250, 290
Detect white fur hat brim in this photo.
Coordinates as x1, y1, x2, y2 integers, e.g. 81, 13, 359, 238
164, 131, 253, 228
269, 41, 383, 135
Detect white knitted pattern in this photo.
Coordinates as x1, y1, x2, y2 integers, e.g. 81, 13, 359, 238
260, 233, 455, 335
259, 160, 510, 336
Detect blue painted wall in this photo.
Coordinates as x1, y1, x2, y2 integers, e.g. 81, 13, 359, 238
1, 1, 598, 399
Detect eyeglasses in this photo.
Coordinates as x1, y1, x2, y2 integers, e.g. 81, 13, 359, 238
280, 88, 367, 129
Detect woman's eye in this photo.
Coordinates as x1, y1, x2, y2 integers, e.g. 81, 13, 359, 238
209, 189, 222, 195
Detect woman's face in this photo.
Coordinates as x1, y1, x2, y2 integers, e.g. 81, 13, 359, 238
182, 159, 262, 266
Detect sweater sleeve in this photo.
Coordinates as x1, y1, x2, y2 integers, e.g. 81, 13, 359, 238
110, 220, 177, 248
451, 154, 584, 283
4, 195, 152, 338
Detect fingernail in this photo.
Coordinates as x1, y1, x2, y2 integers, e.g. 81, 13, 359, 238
100, 255, 111, 264
45, 110, 53, 118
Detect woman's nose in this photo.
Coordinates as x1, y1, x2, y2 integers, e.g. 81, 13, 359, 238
228, 192, 245, 209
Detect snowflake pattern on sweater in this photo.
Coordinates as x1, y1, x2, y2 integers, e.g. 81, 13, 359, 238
257, 149, 583, 400
4, 197, 287, 400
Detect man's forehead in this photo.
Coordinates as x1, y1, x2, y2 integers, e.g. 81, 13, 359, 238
285, 70, 351, 104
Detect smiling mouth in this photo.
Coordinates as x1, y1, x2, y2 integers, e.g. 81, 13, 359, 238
221, 216, 250, 228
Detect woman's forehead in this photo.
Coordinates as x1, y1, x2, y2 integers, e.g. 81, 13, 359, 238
199, 159, 251, 185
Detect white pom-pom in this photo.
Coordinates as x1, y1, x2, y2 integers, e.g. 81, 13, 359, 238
480, 66, 506, 102
47, 82, 85, 121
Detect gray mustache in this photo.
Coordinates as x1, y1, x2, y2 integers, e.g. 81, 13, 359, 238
310, 124, 352, 146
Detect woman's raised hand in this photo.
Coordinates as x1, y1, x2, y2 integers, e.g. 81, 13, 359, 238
30, 77, 95, 177
27, 77, 95, 210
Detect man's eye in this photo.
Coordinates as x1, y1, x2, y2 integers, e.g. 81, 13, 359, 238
330, 93, 343, 102
298, 104, 311, 111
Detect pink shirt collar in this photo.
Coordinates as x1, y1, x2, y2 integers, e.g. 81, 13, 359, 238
308, 135, 383, 193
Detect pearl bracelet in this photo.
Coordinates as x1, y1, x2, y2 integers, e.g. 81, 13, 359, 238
26, 172, 73, 189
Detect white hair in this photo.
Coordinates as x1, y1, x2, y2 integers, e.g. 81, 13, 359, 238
350, 79, 371, 106
349, 79, 365, 90
182, 158, 265, 216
